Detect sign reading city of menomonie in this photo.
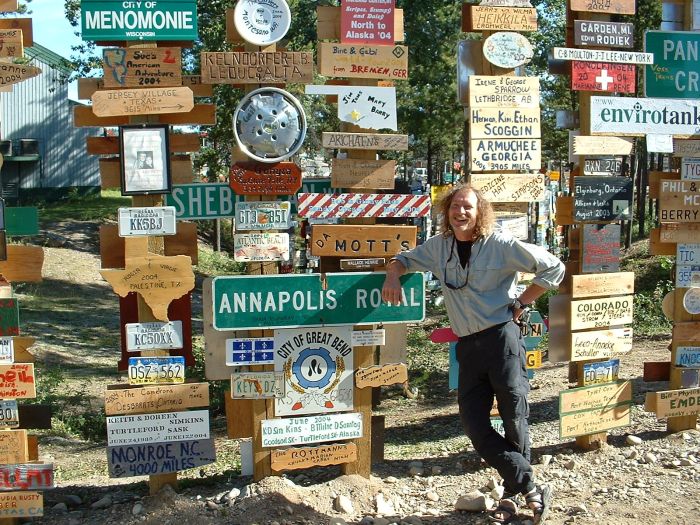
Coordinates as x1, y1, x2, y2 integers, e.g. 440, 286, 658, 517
590, 97, 700, 137
81, 0, 198, 41
211, 272, 424, 331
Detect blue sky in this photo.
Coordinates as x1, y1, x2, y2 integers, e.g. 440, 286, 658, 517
27, 0, 83, 60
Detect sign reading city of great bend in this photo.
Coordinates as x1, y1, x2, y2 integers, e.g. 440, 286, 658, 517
236, 201, 290, 231
103, 47, 182, 88
0, 63, 40, 87
466, 6, 538, 31
0, 364, 35, 399
574, 20, 634, 48
552, 47, 652, 64
211, 272, 425, 330
200, 51, 313, 84
108, 438, 216, 478
229, 162, 302, 195
469, 173, 545, 203
298, 193, 430, 219
571, 62, 635, 93
0, 464, 54, 491
261, 412, 363, 448
107, 409, 209, 446
274, 326, 354, 416
469, 107, 541, 139
225, 337, 275, 366
305, 85, 398, 131
318, 43, 408, 80
644, 31, 700, 99
570, 327, 633, 362
166, 183, 238, 220
571, 271, 634, 298
91, 86, 194, 117
233, 233, 289, 262
104, 382, 209, 415
0, 492, 43, 518
482, 31, 534, 68
322, 132, 408, 151
81, 0, 198, 41
590, 97, 700, 137
645, 387, 700, 418
658, 179, 700, 223
125, 321, 184, 351
470, 138, 541, 171
118, 206, 177, 237
468, 76, 540, 108
230, 372, 284, 399
569, 0, 635, 15
310, 224, 416, 258
570, 295, 634, 330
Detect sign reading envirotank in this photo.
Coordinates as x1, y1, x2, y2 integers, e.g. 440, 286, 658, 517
590, 97, 700, 136
212, 272, 425, 330
81, 0, 198, 41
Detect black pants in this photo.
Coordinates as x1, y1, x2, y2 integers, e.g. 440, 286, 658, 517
456, 321, 535, 496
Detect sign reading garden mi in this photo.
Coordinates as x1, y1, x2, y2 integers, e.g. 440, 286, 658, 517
212, 272, 424, 330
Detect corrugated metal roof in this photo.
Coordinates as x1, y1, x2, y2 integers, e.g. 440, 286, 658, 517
24, 43, 75, 76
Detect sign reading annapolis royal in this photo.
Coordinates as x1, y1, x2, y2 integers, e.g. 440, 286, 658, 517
81, 0, 198, 41
212, 272, 424, 330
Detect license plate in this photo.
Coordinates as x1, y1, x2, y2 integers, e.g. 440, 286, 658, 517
236, 201, 290, 230
118, 206, 177, 237
0, 401, 19, 428
127, 356, 185, 385
583, 358, 620, 386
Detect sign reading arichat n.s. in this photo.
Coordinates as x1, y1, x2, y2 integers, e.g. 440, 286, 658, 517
81, 0, 198, 41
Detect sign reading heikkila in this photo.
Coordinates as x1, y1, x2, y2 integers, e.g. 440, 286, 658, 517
212, 272, 424, 330
644, 31, 700, 99
81, 0, 198, 41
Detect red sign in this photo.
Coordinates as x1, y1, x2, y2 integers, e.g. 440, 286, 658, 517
229, 162, 302, 196
571, 61, 635, 93
340, 0, 395, 45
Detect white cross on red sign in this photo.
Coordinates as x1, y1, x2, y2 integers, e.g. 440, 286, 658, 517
595, 69, 614, 90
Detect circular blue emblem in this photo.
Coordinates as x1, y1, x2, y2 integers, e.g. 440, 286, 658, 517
292, 347, 336, 389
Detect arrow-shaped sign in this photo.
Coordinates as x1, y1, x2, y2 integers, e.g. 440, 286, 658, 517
91, 87, 194, 117
0, 63, 40, 87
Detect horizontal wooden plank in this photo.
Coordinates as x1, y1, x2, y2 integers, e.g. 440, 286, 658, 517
322, 132, 408, 151
86, 133, 201, 155
271, 443, 357, 472
78, 76, 213, 100
648, 171, 679, 200
104, 382, 209, 415
317, 6, 404, 41
331, 159, 396, 189
0, 245, 43, 282
310, 225, 416, 257
99, 156, 193, 188
646, 387, 700, 418
103, 47, 182, 89
570, 271, 634, 298
470, 173, 545, 202
74, 104, 215, 127
201, 51, 313, 84
91, 87, 194, 117
555, 195, 574, 225
649, 228, 677, 255
674, 322, 700, 344
463, 5, 538, 32
318, 42, 408, 80
0, 1, 18, 12
0, 18, 31, 46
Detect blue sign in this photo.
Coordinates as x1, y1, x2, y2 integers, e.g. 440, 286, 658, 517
226, 337, 275, 365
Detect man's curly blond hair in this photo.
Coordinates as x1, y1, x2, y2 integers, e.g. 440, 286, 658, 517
437, 184, 495, 238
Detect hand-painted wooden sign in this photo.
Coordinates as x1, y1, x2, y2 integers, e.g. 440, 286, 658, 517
0, 18, 31, 47
574, 176, 632, 221
125, 321, 184, 351
468, 75, 540, 108
322, 132, 408, 151
100, 255, 195, 321
340, 258, 386, 271
0, 464, 53, 491
659, 179, 700, 223
570, 0, 635, 15
225, 337, 275, 366
341, 0, 394, 44
470, 173, 545, 203
560, 379, 631, 413
464, 6, 537, 31
583, 358, 620, 386
231, 372, 284, 399
591, 97, 700, 137
571, 61, 635, 93
127, 356, 185, 385
573, 136, 633, 156
682, 158, 700, 179
261, 412, 363, 447
355, 363, 407, 388
553, 47, 652, 64
560, 401, 631, 438
582, 224, 620, 273
274, 326, 354, 416
676, 347, 700, 368
0, 400, 19, 428
105, 382, 209, 415
318, 43, 408, 80
0, 364, 35, 399
236, 201, 290, 231
80, 75, 212, 99
469, 107, 541, 138
0, 492, 43, 518
103, 47, 182, 88
229, 162, 302, 195
0, 1, 18, 12
298, 193, 430, 219
0, 63, 40, 87
583, 157, 624, 176
571, 327, 633, 362
200, 51, 313, 84
674, 140, 700, 157
574, 20, 633, 48
271, 442, 357, 472
305, 85, 398, 131
311, 224, 416, 257
0, 246, 44, 283
470, 138, 542, 171
233, 232, 289, 262
660, 223, 700, 243
108, 438, 216, 478
117, 206, 177, 237
107, 409, 209, 446
212, 272, 424, 330
0, 429, 27, 464
331, 159, 396, 189
0, 29, 23, 58
483, 32, 534, 68
571, 271, 634, 298
645, 387, 700, 418
92, 87, 194, 117
571, 295, 633, 330
352, 329, 386, 346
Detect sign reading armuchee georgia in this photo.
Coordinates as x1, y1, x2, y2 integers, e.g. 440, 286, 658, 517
590, 97, 700, 136
574, 20, 634, 48
167, 183, 240, 219
103, 47, 182, 88
318, 43, 408, 80
644, 31, 700, 99
200, 51, 313, 84
229, 162, 302, 195
468, 76, 540, 108
81, 0, 198, 41
571, 62, 635, 93
298, 193, 430, 219
470, 138, 542, 171
341, 0, 394, 45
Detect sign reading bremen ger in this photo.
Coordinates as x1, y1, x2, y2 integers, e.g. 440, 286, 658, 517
212, 272, 424, 330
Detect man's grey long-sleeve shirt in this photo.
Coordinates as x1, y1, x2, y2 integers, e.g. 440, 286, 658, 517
394, 230, 565, 337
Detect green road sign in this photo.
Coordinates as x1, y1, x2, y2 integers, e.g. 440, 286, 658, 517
644, 31, 700, 99
5, 208, 39, 236
212, 272, 424, 330
81, 0, 198, 41
166, 184, 241, 220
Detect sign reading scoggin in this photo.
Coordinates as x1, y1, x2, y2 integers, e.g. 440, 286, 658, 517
81, 0, 198, 41
591, 97, 700, 136
212, 272, 424, 330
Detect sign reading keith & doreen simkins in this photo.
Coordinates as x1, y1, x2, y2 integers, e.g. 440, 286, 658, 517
271, 443, 357, 472
104, 382, 210, 415
103, 47, 182, 89
331, 159, 396, 189
570, 327, 633, 362
107, 409, 210, 446
468, 76, 540, 109
200, 51, 313, 84
469, 173, 545, 203
317, 43, 408, 80
322, 132, 408, 151
311, 224, 416, 257
91, 87, 194, 117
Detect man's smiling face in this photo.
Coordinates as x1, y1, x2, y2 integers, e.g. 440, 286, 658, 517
448, 189, 479, 241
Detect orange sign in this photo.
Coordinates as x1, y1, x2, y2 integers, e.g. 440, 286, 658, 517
229, 162, 302, 195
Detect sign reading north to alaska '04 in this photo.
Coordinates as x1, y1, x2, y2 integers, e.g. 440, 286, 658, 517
212, 272, 424, 330
81, 0, 198, 41
590, 97, 700, 137
470, 138, 541, 171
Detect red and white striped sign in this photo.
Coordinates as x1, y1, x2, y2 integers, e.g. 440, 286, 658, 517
298, 193, 431, 219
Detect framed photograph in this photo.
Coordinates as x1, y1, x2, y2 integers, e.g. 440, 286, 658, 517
119, 124, 172, 196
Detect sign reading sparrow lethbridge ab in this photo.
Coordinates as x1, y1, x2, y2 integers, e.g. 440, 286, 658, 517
81, 0, 198, 41
644, 31, 700, 99
590, 97, 700, 136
